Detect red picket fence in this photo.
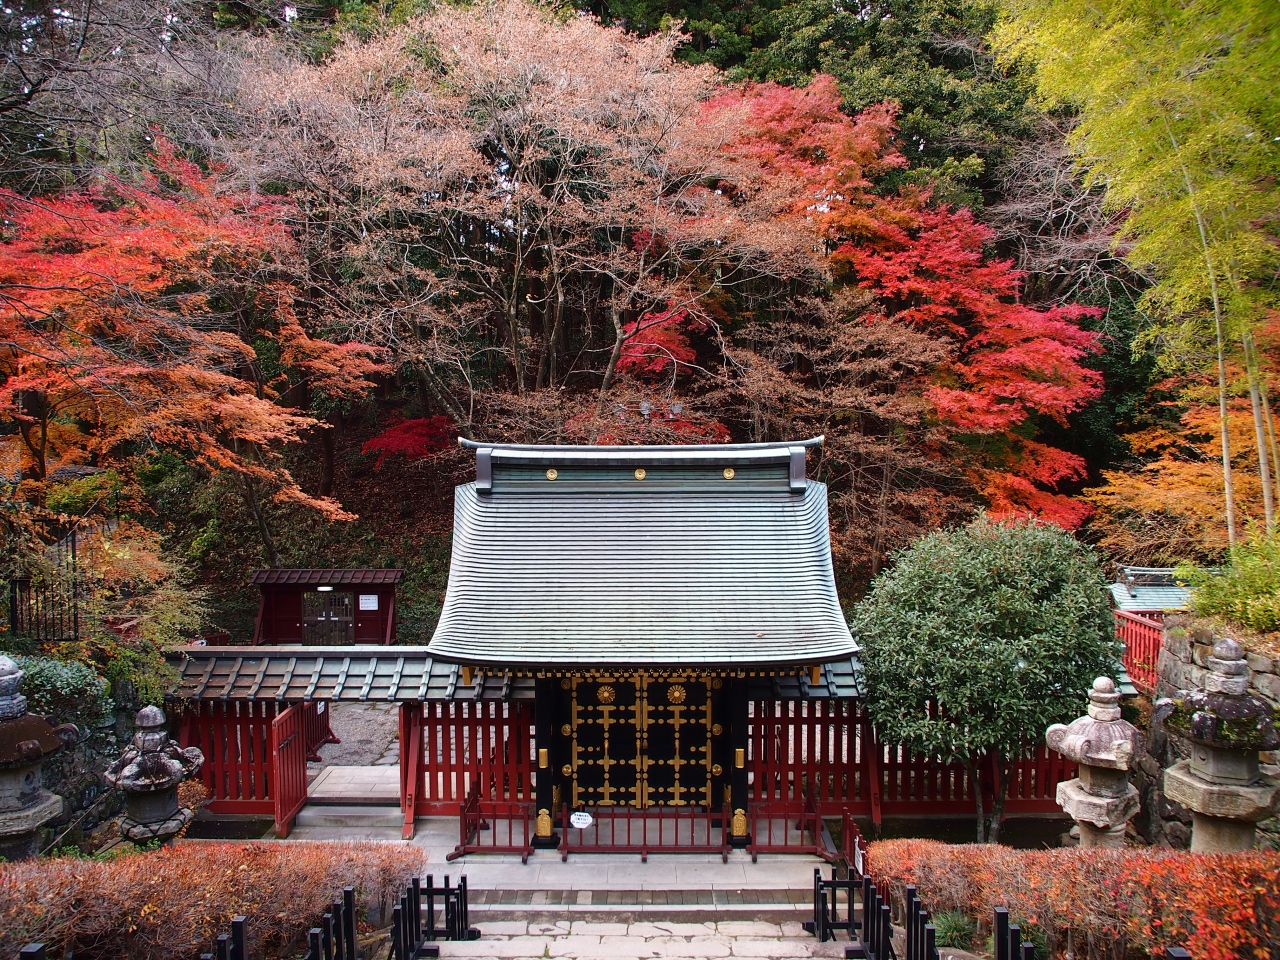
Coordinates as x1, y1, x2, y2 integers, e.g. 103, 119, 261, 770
273, 703, 309, 837
750, 700, 1074, 821
1115, 609, 1164, 695
179, 701, 278, 815
400, 701, 536, 822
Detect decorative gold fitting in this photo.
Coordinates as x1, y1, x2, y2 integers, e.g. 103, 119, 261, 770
560, 723, 572, 737
711, 678, 723, 690
711, 763, 723, 777
546, 468, 558, 480
731, 808, 748, 838
536, 808, 553, 837
809, 665, 821, 686
598, 684, 616, 704
667, 684, 687, 704
561, 764, 573, 776
538, 748, 549, 769
711, 723, 723, 736
560, 678, 571, 690
723, 468, 735, 480
634, 468, 647, 480
461, 665, 474, 686
734, 748, 745, 770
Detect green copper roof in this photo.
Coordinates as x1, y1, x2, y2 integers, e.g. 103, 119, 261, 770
427, 440, 857, 668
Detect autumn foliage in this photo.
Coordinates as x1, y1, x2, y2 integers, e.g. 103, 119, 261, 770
868, 839, 1280, 960
0, 841, 422, 960
0, 140, 382, 519
362, 416, 457, 469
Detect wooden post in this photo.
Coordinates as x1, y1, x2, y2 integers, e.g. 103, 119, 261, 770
729, 677, 750, 846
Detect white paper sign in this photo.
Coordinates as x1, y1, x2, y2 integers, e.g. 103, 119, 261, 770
359, 594, 379, 611
569, 811, 593, 830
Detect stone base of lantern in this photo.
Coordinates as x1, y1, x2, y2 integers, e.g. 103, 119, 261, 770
119, 805, 195, 845
1055, 778, 1139, 844
1163, 760, 1280, 853
0, 790, 64, 861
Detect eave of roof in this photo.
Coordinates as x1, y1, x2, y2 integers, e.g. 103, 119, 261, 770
165, 647, 862, 702
250, 569, 405, 586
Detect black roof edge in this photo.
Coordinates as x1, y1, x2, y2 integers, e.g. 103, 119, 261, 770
458, 436, 825, 453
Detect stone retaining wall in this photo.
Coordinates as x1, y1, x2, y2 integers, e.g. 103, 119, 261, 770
1131, 615, 1279, 850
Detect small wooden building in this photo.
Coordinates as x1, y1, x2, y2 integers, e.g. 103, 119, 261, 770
250, 568, 403, 645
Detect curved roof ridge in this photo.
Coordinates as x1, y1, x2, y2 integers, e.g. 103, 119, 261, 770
458, 436, 824, 453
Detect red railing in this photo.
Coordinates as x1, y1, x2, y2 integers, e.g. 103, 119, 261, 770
301, 701, 340, 761
745, 796, 825, 861
1115, 609, 1164, 695
558, 802, 730, 862
750, 700, 1074, 822
179, 701, 278, 815
272, 703, 309, 838
447, 780, 536, 862
403, 701, 535, 817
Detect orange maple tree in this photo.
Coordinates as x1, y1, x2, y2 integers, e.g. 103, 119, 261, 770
0, 141, 383, 535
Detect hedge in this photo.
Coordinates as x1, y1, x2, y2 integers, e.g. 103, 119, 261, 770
867, 839, 1280, 960
0, 841, 423, 960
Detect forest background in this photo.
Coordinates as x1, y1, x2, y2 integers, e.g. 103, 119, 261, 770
1, 0, 1277, 698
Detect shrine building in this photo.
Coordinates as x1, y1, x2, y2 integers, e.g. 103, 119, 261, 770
170, 438, 1072, 854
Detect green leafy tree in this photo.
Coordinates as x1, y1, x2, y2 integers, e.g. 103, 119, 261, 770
1178, 533, 1280, 634
852, 515, 1116, 842
743, 0, 1037, 204
994, 0, 1280, 542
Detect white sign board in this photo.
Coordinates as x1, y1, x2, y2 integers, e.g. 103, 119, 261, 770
358, 594, 379, 611
569, 811, 593, 830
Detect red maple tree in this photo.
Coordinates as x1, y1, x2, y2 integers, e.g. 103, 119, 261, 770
706, 78, 1104, 526
0, 140, 383, 534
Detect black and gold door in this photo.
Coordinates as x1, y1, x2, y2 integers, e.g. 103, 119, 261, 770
566, 674, 712, 807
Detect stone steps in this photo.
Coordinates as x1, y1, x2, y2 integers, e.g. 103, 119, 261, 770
293, 804, 404, 829
429, 921, 854, 959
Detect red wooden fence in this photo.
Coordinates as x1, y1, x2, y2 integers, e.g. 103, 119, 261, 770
1115, 609, 1164, 695
179, 701, 278, 815
272, 704, 309, 837
400, 701, 536, 824
749, 700, 1074, 821
301, 701, 340, 761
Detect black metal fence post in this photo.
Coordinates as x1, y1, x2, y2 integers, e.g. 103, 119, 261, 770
995, 907, 1010, 960
343, 886, 357, 960
18, 945, 46, 960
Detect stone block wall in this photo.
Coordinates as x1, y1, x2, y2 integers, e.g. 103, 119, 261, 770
1131, 615, 1279, 850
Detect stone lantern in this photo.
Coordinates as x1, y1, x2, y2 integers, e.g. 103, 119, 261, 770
1046, 677, 1143, 847
1155, 639, 1280, 853
0, 655, 70, 860
104, 705, 204, 845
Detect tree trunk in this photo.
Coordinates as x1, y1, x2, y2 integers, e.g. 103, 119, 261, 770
987, 755, 1009, 845
318, 423, 336, 497
1166, 120, 1237, 545
966, 758, 986, 843
1242, 330, 1275, 533
595, 299, 626, 422
240, 473, 282, 568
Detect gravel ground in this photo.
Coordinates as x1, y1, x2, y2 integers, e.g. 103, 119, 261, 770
306, 702, 399, 772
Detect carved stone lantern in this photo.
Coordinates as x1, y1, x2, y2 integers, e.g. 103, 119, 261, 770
0, 655, 70, 860
104, 705, 204, 845
1156, 639, 1280, 853
1046, 677, 1143, 847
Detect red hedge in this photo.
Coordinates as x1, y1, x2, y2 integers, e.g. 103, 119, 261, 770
867, 839, 1280, 960
0, 841, 423, 960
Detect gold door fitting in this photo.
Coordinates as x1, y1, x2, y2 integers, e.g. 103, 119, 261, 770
536, 808, 553, 837
538, 748, 549, 769
734, 748, 745, 769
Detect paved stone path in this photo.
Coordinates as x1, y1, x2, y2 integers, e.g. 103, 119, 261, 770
439, 921, 851, 959
306, 702, 399, 773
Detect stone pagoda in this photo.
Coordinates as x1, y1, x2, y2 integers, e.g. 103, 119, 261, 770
0, 655, 70, 860
104, 705, 204, 845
